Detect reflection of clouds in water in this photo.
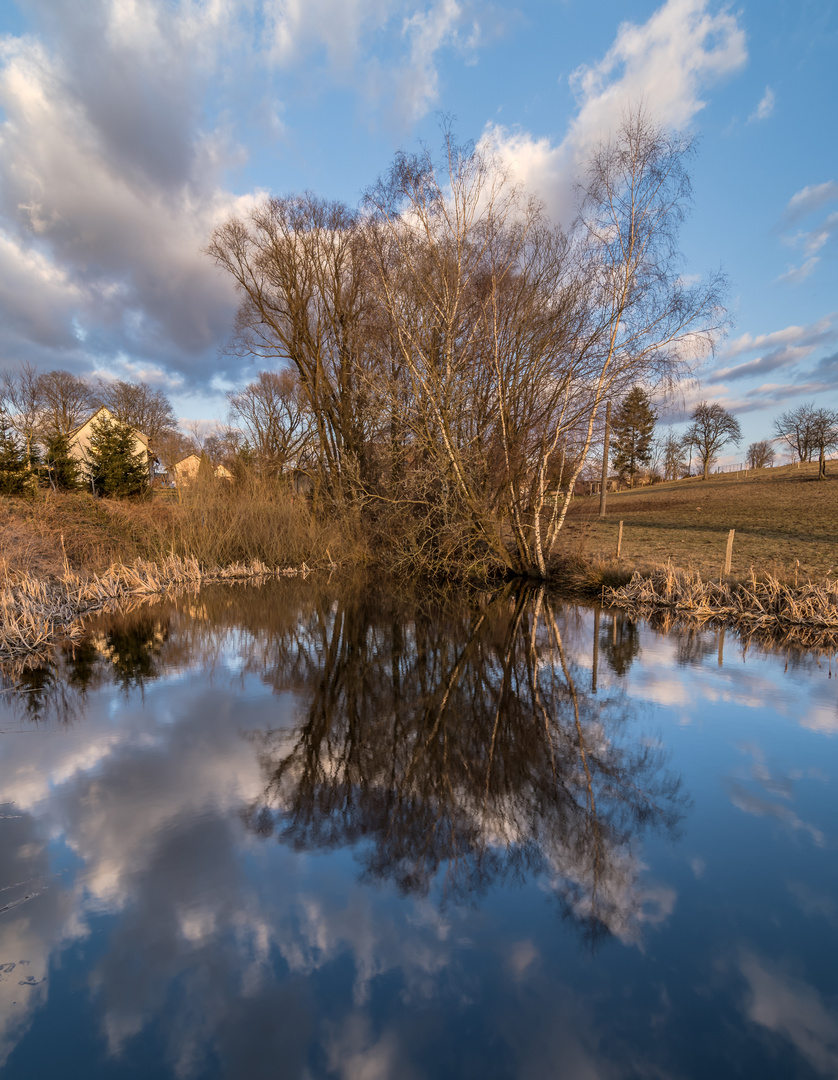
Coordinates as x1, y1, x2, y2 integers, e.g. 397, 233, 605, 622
325, 1015, 410, 1080
726, 782, 824, 846
801, 704, 838, 735
786, 882, 837, 924
606, 616, 838, 736
740, 952, 838, 1077
0, 673, 467, 1076
0, 807, 82, 1067
0, 676, 277, 1071
726, 743, 827, 847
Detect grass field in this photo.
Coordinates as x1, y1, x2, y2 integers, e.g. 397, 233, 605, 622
556, 459, 838, 582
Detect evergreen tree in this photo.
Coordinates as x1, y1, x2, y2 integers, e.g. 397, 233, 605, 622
43, 432, 81, 491
86, 414, 148, 497
610, 386, 657, 487
0, 415, 34, 495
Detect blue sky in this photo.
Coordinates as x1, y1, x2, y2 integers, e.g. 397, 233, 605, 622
0, 0, 835, 455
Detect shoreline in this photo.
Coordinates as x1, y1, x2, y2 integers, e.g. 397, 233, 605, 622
0, 555, 318, 665
3, 552, 838, 667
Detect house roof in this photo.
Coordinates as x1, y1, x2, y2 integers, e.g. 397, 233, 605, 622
172, 452, 202, 467
68, 405, 149, 446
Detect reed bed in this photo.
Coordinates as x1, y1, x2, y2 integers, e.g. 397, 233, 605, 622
0, 554, 313, 662
603, 564, 838, 648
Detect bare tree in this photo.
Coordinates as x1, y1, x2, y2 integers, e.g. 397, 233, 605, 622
37, 370, 97, 437
227, 370, 313, 475
773, 403, 816, 463
659, 428, 687, 480
809, 407, 838, 479
746, 440, 775, 470
0, 362, 43, 465
365, 112, 725, 575
682, 402, 741, 479
96, 379, 177, 445
154, 428, 194, 473
209, 110, 726, 577
207, 195, 382, 500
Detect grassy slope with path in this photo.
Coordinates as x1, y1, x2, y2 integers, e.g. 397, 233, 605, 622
557, 460, 838, 582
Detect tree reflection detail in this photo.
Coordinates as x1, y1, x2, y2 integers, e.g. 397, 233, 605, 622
243, 584, 686, 942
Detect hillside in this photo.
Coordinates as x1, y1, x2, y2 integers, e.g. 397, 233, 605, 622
558, 461, 838, 581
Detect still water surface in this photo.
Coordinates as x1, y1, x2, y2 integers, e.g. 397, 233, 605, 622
0, 579, 836, 1079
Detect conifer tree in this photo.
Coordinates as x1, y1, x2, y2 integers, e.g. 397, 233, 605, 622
610, 386, 657, 487
0, 415, 34, 495
86, 414, 148, 497
43, 432, 81, 491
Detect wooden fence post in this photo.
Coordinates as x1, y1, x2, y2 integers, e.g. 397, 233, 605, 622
724, 528, 735, 575
616, 520, 623, 559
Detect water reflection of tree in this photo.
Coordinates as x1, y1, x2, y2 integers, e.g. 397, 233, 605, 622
242, 583, 687, 942
0, 607, 175, 725
600, 614, 641, 676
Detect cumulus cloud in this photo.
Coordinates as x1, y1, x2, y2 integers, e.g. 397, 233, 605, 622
0, 0, 482, 393
482, 0, 747, 221
0, 9, 262, 388
748, 85, 775, 123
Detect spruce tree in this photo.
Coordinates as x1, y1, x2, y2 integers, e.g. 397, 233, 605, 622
86, 414, 148, 497
43, 432, 81, 491
0, 415, 34, 495
610, 386, 657, 487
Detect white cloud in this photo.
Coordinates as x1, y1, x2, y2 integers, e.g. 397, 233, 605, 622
0, 21, 262, 385
784, 180, 838, 225
482, 0, 746, 221
775, 257, 820, 285
748, 85, 775, 123
723, 317, 837, 360
263, 0, 477, 126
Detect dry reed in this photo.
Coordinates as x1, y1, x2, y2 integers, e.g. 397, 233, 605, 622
0, 553, 315, 662
604, 564, 838, 650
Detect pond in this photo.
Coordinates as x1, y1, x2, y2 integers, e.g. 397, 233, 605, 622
0, 578, 836, 1079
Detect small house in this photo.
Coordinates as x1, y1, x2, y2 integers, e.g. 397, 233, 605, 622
171, 453, 231, 485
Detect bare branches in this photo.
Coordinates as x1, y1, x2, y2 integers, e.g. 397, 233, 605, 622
682, 401, 742, 479
208, 109, 729, 578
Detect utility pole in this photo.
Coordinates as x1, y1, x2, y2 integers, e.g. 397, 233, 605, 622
599, 400, 611, 518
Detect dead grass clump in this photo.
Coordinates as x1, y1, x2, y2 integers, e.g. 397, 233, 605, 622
604, 564, 838, 642
0, 553, 316, 663
548, 554, 636, 594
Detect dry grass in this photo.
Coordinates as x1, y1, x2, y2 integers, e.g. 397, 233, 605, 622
1, 474, 362, 582
0, 553, 316, 663
604, 564, 838, 651
0, 473, 355, 662
556, 460, 838, 582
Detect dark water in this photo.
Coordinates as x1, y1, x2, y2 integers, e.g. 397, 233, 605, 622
0, 579, 836, 1080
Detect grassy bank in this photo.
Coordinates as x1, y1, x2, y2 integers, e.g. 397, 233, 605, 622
2, 460, 838, 659
556, 460, 838, 582
1, 477, 360, 582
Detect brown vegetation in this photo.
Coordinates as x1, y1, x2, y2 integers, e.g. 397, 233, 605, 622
557, 460, 838, 582
603, 564, 838, 652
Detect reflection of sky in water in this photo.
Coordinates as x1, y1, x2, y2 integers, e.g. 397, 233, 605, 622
0, 586, 836, 1079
